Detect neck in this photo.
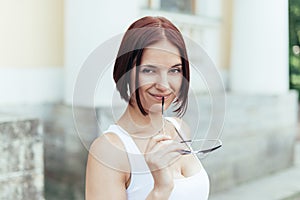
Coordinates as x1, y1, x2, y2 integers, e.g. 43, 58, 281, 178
118, 104, 164, 137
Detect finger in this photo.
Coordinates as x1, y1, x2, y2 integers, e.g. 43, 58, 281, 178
149, 140, 187, 155
145, 134, 172, 153
150, 151, 183, 171
145, 141, 187, 171
161, 141, 189, 156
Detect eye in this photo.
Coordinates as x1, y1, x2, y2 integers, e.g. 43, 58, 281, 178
169, 68, 182, 74
141, 68, 155, 74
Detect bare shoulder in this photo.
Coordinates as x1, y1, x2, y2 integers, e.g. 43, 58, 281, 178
88, 132, 129, 172
89, 132, 125, 154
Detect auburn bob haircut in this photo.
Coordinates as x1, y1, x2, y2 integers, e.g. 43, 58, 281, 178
113, 16, 190, 117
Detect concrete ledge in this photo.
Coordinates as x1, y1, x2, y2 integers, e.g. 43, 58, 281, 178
0, 117, 44, 200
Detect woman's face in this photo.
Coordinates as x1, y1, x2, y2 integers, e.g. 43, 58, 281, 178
131, 40, 183, 114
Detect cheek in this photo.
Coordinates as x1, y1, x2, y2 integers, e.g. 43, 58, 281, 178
170, 77, 183, 92
138, 75, 156, 87
138, 85, 150, 101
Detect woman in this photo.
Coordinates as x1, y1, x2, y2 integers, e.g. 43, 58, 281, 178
85, 16, 210, 200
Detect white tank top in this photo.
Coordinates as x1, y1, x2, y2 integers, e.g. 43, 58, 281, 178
103, 117, 210, 200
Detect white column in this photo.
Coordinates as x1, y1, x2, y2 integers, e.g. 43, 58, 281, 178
0, 0, 63, 104
64, 0, 140, 106
230, 0, 289, 94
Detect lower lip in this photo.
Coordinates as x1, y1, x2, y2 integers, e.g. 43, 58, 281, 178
151, 94, 170, 101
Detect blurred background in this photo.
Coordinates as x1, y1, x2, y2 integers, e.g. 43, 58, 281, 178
0, 0, 299, 199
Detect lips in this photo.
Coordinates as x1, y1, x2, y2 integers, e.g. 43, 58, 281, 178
149, 93, 172, 100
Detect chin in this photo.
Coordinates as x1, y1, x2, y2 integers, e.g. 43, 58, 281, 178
145, 103, 161, 114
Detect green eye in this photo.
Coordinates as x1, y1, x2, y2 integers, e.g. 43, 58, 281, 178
169, 68, 181, 73
141, 68, 155, 73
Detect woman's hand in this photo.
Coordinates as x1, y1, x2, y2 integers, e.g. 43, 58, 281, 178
144, 134, 185, 198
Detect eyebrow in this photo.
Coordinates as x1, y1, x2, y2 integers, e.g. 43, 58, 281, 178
170, 63, 182, 68
140, 63, 182, 68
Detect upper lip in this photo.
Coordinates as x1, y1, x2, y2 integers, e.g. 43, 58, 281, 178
150, 93, 172, 97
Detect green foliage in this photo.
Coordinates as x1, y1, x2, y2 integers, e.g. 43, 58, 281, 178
289, 0, 300, 93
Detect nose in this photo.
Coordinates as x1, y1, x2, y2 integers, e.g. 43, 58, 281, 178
155, 73, 169, 91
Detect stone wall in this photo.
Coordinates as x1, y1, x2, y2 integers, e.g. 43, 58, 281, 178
0, 116, 44, 200
43, 105, 97, 200
201, 92, 298, 193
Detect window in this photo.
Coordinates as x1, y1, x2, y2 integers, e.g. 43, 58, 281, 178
148, 0, 196, 14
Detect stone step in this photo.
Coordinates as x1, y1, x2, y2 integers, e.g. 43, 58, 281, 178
209, 141, 300, 200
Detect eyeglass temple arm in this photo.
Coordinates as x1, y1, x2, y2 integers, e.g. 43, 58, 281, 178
180, 140, 222, 154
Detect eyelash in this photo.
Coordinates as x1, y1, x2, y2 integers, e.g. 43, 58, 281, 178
140, 68, 182, 74
141, 68, 155, 73
169, 68, 181, 73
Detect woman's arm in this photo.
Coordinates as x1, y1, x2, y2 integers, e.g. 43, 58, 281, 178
85, 134, 128, 200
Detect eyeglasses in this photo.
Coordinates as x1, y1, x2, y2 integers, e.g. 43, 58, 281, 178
179, 139, 222, 157
161, 97, 222, 157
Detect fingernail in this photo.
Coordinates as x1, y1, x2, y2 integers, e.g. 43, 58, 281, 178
178, 149, 191, 155
161, 140, 173, 145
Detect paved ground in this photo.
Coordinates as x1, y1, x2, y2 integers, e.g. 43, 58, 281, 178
209, 141, 300, 200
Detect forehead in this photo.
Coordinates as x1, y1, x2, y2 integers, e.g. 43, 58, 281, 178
141, 40, 181, 66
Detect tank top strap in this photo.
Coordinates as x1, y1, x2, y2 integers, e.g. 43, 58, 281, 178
103, 125, 154, 197
103, 125, 139, 154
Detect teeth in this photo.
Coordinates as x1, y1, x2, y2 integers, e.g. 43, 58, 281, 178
155, 96, 163, 99
151, 94, 170, 100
